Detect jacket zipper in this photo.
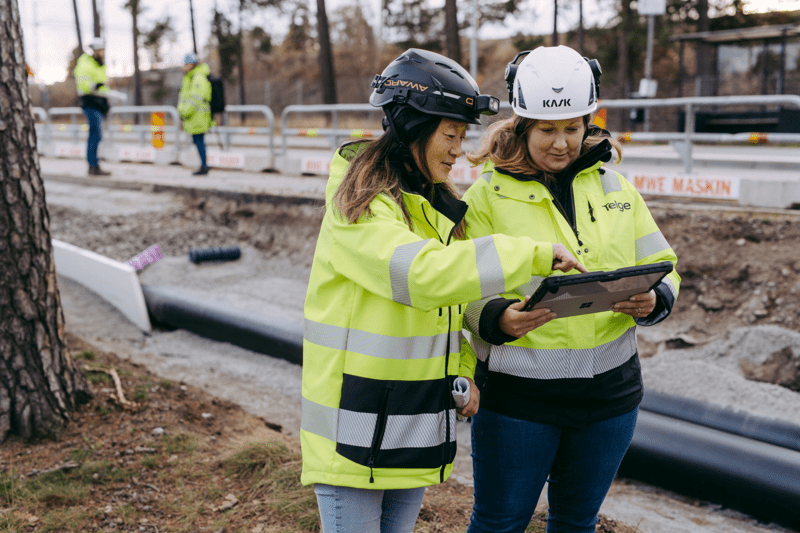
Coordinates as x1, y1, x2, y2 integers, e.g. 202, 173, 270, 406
367, 383, 393, 483
423, 204, 456, 482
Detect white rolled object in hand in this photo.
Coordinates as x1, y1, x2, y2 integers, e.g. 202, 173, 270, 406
104, 89, 128, 103
452, 377, 471, 408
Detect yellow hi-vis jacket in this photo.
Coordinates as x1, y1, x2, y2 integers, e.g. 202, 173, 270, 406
74, 53, 109, 96
178, 63, 214, 135
301, 142, 562, 490
462, 158, 680, 381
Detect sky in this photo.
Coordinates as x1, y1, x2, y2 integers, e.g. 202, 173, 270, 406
18, 0, 800, 85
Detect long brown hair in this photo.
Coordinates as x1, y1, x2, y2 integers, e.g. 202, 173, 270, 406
332, 111, 467, 239
467, 115, 622, 183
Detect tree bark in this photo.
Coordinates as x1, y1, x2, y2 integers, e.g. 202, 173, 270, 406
616, 0, 632, 98
316, 0, 337, 104
695, 0, 711, 96
444, 0, 461, 63
0, 0, 92, 443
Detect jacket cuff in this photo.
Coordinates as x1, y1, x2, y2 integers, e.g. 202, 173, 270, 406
635, 281, 675, 326
479, 298, 521, 345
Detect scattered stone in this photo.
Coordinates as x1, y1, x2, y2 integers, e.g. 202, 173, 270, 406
151, 427, 165, 436
740, 346, 800, 391
134, 446, 156, 454
201, 412, 213, 420
697, 295, 724, 312
735, 238, 746, 246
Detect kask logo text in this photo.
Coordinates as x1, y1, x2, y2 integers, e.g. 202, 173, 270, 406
542, 99, 571, 108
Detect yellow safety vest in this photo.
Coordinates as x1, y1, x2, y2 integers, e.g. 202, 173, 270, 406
462, 161, 681, 379
301, 143, 561, 489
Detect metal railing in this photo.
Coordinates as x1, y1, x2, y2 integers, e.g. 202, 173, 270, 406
106, 106, 183, 164
214, 105, 276, 159
279, 104, 384, 154
33, 96, 800, 175
31, 107, 51, 148
596, 95, 800, 173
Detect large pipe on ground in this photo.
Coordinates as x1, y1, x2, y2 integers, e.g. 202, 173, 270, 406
141, 284, 303, 365
620, 410, 800, 529
139, 285, 800, 528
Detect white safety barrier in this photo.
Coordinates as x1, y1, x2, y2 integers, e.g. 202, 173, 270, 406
52, 239, 151, 332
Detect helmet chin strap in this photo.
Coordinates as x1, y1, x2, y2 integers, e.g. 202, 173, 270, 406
383, 109, 430, 196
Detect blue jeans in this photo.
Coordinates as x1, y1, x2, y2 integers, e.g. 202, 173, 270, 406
82, 106, 104, 167
314, 484, 425, 533
192, 133, 207, 167
467, 407, 638, 533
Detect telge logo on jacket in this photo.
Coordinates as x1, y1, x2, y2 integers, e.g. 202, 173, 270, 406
603, 201, 631, 212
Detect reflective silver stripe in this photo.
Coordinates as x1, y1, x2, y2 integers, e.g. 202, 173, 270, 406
390, 239, 430, 306
304, 319, 460, 360
635, 231, 670, 261
474, 236, 506, 298
464, 297, 491, 336
487, 328, 637, 379
480, 171, 492, 183
301, 396, 339, 442
662, 276, 678, 299
511, 275, 545, 300
338, 409, 457, 449
600, 172, 623, 195
304, 319, 348, 351
471, 336, 492, 363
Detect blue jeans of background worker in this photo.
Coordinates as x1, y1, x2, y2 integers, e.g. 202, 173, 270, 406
192, 133, 207, 168
314, 484, 426, 533
82, 106, 104, 167
467, 407, 639, 533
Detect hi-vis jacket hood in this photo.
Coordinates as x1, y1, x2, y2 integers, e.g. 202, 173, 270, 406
178, 63, 214, 135
74, 53, 109, 96
462, 151, 680, 382
301, 142, 561, 490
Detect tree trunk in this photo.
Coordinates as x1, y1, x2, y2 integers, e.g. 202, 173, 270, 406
132, 3, 143, 108
552, 0, 559, 46
0, 0, 92, 443
316, 0, 337, 104
695, 0, 711, 96
444, 0, 461, 63
616, 0, 632, 98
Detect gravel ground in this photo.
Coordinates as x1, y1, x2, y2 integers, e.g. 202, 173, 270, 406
45, 178, 800, 533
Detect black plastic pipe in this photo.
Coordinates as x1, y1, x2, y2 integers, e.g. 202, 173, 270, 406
138, 285, 800, 527
141, 285, 303, 365
620, 410, 800, 529
641, 389, 800, 453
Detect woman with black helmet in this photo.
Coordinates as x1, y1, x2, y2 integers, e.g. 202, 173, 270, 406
461, 45, 681, 533
300, 48, 587, 532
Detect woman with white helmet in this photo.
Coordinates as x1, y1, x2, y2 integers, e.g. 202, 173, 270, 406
301, 48, 586, 532
461, 45, 681, 533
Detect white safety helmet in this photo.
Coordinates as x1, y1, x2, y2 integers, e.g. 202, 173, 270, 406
510, 45, 597, 120
90, 37, 105, 51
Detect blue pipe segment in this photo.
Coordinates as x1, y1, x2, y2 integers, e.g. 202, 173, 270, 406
141, 285, 303, 364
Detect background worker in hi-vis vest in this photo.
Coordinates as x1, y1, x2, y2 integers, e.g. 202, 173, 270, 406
74, 37, 111, 176
462, 45, 681, 533
301, 48, 587, 533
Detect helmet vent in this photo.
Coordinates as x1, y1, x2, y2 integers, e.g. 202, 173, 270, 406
552, 87, 564, 93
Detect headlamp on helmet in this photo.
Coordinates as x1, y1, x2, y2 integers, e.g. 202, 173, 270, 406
369, 48, 500, 125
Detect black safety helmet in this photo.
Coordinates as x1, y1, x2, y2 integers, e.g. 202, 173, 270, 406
370, 48, 500, 128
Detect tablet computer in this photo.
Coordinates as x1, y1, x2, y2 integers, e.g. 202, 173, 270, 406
520, 261, 673, 317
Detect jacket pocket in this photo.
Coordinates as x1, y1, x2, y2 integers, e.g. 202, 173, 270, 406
367, 383, 393, 482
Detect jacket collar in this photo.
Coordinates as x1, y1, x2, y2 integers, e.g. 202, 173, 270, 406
496, 139, 612, 187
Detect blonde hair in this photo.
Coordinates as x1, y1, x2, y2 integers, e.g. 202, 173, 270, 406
468, 115, 622, 183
